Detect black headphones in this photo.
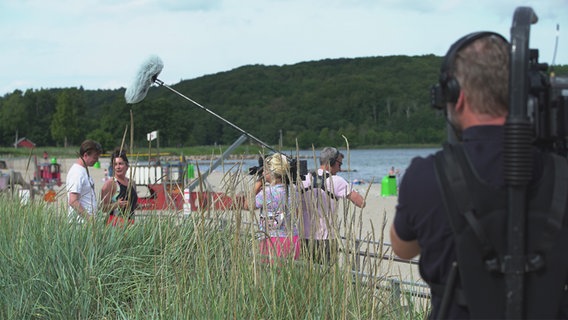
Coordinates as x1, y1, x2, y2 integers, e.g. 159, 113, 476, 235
431, 31, 507, 110
329, 147, 340, 166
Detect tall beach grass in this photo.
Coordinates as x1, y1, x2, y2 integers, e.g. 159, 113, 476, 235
0, 191, 427, 319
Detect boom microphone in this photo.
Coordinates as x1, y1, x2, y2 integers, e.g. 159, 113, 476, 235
125, 55, 307, 184
124, 55, 164, 104
125, 55, 279, 154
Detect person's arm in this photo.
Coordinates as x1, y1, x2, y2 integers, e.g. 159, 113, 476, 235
234, 178, 264, 210
101, 180, 131, 213
249, 179, 265, 209
68, 192, 89, 219
100, 180, 116, 213
347, 189, 366, 208
253, 179, 263, 195
331, 175, 366, 208
390, 224, 420, 259
101, 180, 111, 203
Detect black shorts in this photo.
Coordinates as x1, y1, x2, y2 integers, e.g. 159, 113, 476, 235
301, 239, 339, 265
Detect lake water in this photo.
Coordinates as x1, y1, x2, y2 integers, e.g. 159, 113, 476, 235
333, 148, 440, 183
213, 147, 441, 184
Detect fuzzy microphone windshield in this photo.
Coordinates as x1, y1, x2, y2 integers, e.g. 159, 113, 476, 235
124, 55, 164, 104
125, 56, 279, 157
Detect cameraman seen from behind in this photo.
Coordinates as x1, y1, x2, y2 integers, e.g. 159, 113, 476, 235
391, 32, 568, 318
300, 147, 366, 265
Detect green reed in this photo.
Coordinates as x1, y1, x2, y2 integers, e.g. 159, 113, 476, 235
0, 194, 427, 319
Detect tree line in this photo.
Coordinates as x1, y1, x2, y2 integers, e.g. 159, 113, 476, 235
1, 55, 566, 151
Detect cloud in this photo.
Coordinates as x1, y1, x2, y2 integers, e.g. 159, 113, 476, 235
0, 0, 566, 95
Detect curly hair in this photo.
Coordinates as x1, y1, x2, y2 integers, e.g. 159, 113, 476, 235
111, 147, 129, 165
265, 153, 290, 181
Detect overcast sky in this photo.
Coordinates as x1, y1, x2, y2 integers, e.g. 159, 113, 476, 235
0, 0, 566, 96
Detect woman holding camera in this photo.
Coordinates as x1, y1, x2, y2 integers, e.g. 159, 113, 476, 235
241, 153, 300, 261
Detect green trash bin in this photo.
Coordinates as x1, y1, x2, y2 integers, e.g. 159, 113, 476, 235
187, 163, 195, 179
381, 175, 397, 196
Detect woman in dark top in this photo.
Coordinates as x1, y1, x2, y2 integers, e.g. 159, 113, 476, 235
101, 148, 138, 226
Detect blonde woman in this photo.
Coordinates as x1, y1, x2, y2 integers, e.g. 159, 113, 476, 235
244, 153, 300, 261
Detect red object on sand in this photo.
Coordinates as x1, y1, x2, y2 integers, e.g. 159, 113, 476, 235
137, 184, 234, 211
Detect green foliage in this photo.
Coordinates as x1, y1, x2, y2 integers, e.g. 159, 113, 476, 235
51, 88, 86, 147
87, 129, 115, 153
0, 198, 428, 319
1, 57, 566, 149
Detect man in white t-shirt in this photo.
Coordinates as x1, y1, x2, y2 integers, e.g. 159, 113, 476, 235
66, 139, 102, 222
300, 147, 366, 264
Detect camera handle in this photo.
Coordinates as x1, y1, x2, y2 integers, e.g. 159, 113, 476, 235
504, 6, 539, 319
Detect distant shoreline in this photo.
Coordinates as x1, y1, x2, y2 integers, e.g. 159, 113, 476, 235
0, 144, 440, 161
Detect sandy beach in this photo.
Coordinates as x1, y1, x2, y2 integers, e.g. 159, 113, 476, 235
1, 155, 425, 297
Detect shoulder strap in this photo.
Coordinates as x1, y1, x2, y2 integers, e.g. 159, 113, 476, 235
545, 154, 568, 233
302, 170, 337, 200
434, 146, 568, 317
434, 143, 500, 271
530, 154, 568, 268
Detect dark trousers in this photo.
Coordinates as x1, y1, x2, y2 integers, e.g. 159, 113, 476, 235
301, 239, 338, 265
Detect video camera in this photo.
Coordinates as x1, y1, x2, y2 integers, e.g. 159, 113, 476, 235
248, 156, 264, 177
431, 9, 568, 157
248, 154, 308, 184
526, 49, 568, 156
501, 7, 568, 169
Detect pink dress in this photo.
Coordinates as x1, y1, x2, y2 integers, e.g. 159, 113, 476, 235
255, 184, 300, 260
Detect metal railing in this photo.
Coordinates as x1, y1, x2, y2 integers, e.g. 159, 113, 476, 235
134, 212, 431, 308
341, 236, 431, 307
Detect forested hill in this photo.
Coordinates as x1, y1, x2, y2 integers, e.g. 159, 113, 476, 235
142, 54, 446, 149
1, 55, 566, 149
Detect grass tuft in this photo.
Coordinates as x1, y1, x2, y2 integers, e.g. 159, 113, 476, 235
0, 194, 428, 319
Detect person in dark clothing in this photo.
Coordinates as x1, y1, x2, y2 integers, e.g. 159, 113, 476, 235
391, 32, 568, 319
